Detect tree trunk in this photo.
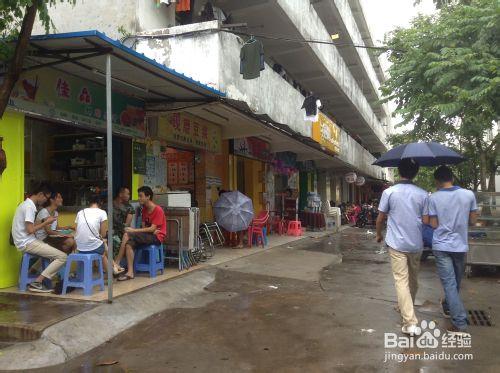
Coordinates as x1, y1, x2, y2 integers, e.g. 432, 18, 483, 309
487, 166, 497, 192
0, 1, 40, 118
478, 150, 488, 191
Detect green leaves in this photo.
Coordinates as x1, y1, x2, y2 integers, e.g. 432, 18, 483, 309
0, 0, 76, 62
381, 0, 500, 190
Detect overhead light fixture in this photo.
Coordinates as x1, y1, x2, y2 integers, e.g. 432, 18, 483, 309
331, 34, 340, 40
91, 68, 149, 93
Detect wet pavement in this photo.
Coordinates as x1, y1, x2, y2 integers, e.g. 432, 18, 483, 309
0, 294, 94, 342
16, 228, 500, 372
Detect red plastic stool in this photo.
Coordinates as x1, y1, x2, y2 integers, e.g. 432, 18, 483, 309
287, 220, 302, 236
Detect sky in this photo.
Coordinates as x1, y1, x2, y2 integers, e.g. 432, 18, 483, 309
358, 0, 437, 130
360, 0, 436, 71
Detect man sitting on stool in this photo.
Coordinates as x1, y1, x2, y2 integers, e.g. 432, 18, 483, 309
11, 183, 67, 293
117, 186, 166, 281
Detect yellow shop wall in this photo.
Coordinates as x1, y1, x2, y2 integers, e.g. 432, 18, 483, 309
0, 111, 25, 288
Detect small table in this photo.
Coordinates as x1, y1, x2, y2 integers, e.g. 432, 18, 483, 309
299, 211, 326, 231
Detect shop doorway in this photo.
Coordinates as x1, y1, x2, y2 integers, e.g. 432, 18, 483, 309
236, 157, 246, 194
24, 117, 132, 207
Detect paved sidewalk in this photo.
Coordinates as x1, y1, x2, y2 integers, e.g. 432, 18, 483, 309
0, 230, 333, 303
0, 230, 337, 371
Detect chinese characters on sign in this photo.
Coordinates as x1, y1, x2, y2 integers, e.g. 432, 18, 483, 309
158, 113, 222, 153
312, 113, 341, 155
10, 69, 146, 138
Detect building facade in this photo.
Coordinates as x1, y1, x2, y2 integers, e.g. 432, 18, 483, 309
32, 0, 392, 204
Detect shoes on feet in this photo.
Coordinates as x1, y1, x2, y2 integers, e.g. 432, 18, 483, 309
446, 325, 470, 337
401, 324, 419, 335
28, 281, 53, 293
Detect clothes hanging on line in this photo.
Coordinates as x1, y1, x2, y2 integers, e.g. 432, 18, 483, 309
176, 0, 191, 11
240, 38, 265, 80
302, 95, 322, 122
156, 0, 176, 6
200, 1, 227, 22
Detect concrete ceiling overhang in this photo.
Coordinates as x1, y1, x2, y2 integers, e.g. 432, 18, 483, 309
214, 0, 387, 153
310, 0, 385, 119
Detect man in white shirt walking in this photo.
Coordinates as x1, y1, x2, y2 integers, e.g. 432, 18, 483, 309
376, 159, 429, 335
429, 166, 477, 336
11, 184, 67, 293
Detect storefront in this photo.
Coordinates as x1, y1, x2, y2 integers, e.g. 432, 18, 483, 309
12, 66, 145, 219
0, 66, 146, 286
153, 112, 226, 222
0, 31, 225, 291
269, 151, 299, 219
230, 137, 271, 215
306, 112, 341, 209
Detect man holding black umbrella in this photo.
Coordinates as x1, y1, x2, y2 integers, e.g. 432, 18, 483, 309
376, 159, 429, 335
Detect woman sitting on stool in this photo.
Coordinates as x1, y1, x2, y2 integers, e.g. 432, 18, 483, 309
74, 195, 124, 276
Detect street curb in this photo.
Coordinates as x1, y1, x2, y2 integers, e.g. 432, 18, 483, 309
0, 269, 217, 371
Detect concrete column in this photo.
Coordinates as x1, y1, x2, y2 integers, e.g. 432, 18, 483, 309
317, 171, 328, 205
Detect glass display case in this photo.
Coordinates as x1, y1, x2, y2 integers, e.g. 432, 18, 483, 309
466, 192, 500, 277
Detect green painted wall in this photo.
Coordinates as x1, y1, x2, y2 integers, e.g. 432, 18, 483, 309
0, 111, 25, 288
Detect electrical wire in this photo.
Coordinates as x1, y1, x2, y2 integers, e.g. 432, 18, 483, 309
221, 29, 392, 52
133, 27, 396, 52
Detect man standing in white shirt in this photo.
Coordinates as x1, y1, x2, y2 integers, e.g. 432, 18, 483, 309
376, 159, 429, 335
11, 183, 67, 293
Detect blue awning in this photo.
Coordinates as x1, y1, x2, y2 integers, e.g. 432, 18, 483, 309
22, 30, 225, 102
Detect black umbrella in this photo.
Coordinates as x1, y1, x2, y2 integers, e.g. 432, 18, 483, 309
373, 142, 466, 167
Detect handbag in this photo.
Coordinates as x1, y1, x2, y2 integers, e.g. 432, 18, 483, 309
82, 209, 103, 241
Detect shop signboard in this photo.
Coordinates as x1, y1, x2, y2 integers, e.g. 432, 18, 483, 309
312, 113, 340, 155
232, 137, 271, 162
9, 69, 146, 138
158, 113, 222, 153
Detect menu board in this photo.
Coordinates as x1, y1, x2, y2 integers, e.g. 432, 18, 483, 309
133, 141, 147, 174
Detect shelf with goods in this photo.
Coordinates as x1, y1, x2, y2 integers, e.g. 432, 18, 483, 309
48, 130, 107, 207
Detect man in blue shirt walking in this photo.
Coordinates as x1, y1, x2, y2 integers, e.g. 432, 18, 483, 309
429, 166, 478, 336
376, 159, 429, 335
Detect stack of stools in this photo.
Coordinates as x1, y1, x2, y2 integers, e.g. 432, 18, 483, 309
287, 220, 303, 236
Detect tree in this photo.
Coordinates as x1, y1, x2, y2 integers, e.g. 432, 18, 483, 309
0, 1, 75, 118
381, 0, 500, 191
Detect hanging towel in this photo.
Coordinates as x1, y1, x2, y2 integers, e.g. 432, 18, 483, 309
240, 39, 265, 80
302, 95, 322, 122
176, 0, 190, 12
157, 0, 175, 6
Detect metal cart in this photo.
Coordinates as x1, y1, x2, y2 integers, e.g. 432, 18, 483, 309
465, 192, 500, 277
163, 207, 200, 271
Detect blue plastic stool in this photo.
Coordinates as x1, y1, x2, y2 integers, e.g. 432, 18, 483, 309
62, 253, 104, 296
19, 253, 52, 291
134, 244, 165, 278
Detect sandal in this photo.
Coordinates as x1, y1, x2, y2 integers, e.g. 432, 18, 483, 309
117, 274, 134, 281
113, 266, 126, 276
